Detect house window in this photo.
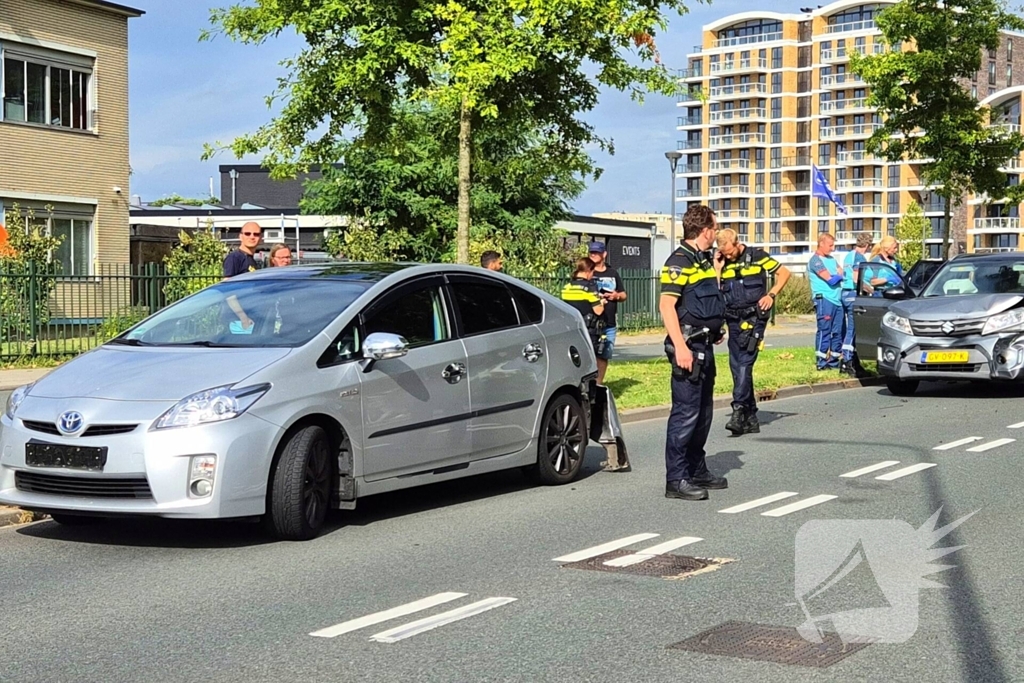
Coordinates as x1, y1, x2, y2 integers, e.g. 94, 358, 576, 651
1007, 64, 1013, 87
2, 208, 93, 275
989, 61, 997, 85
1009, 39, 1014, 63
1, 45, 93, 131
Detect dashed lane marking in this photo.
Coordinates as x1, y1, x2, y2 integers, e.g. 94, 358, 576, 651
1008, 421, 1024, 429
602, 537, 704, 567
368, 597, 517, 644
761, 495, 838, 517
718, 492, 800, 514
966, 438, 1016, 453
310, 592, 468, 638
933, 437, 983, 450
552, 533, 661, 563
840, 461, 901, 478
875, 463, 937, 481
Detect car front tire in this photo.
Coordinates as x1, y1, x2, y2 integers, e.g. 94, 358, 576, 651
886, 377, 919, 397
528, 394, 588, 485
264, 425, 333, 541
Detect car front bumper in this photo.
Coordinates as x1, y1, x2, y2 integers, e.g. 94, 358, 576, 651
876, 327, 1024, 382
0, 403, 280, 519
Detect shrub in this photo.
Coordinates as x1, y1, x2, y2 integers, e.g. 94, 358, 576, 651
0, 204, 63, 344
163, 226, 226, 304
775, 275, 814, 315
95, 307, 150, 342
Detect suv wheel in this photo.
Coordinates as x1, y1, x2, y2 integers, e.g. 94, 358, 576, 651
886, 378, 919, 397
264, 425, 333, 541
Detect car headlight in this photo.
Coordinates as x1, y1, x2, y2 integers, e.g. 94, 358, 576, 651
982, 309, 1024, 335
152, 383, 271, 430
882, 312, 913, 335
5, 384, 32, 420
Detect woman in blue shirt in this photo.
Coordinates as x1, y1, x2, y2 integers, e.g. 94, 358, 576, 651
867, 236, 902, 295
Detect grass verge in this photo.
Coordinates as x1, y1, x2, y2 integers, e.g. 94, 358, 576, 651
605, 346, 877, 410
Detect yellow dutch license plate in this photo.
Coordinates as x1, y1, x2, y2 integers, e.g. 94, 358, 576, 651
920, 350, 970, 364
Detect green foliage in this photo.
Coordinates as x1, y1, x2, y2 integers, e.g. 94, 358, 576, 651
850, 0, 1024, 255
95, 307, 150, 342
162, 226, 227, 303
896, 201, 928, 268
775, 276, 814, 315
148, 194, 220, 207
0, 204, 64, 344
321, 224, 414, 262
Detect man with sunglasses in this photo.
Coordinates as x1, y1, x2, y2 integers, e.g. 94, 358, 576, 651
223, 221, 262, 279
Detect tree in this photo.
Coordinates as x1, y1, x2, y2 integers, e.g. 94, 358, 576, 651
895, 201, 928, 268
850, 0, 1024, 258
148, 194, 220, 207
202, 0, 688, 263
162, 225, 227, 303
302, 101, 591, 272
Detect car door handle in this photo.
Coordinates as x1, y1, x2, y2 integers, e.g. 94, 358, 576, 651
523, 343, 544, 362
442, 362, 466, 384
854, 307, 868, 314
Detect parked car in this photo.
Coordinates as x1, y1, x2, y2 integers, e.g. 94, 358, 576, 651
0, 264, 611, 540
853, 252, 1024, 396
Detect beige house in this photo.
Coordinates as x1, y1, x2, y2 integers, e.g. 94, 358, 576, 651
0, 0, 143, 276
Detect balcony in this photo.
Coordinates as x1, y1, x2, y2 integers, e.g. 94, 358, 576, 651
709, 83, 768, 98
709, 158, 751, 171
838, 177, 884, 189
847, 204, 885, 215
712, 32, 783, 49
820, 43, 889, 63
677, 67, 703, 79
709, 185, 752, 195
679, 139, 703, 149
678, 188, 704, 197
820, 73, 866, 88
677, 88, 704, 103
820, 123, 883, 140
710, 58, 769, 74
835, 230, 883, 241
716, 210, 751, 220
771, 156, 812, 169
819, 98, 871, 114
1001, 157, 1023, 170
677, 163, 703, 174
709, 132, 767, 147
826, 19, 878, 34
771, 182, 811, 193
991, 122, 1022, 136
780, 209, 811, 218
836, 150, 878, 164
677, 115, 703, 127
972, 217, 1022, 232
709, 107, 768, 123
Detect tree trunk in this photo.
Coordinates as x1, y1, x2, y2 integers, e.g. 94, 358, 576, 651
942, 195, 952, 259
457, 99, 471, 265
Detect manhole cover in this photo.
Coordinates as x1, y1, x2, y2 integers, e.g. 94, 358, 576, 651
559, 550, 728, 579
668, 620, 870, 668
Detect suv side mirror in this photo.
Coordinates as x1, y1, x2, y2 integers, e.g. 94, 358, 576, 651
882, 286, 907, 300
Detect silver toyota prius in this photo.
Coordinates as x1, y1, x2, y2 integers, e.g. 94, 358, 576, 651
0, 264, 608, 540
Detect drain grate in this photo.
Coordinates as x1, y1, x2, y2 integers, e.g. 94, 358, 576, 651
668, 620, 870, 668
559, 550, 728, 579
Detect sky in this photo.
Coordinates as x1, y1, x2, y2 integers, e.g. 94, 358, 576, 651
127, 0, 758, 216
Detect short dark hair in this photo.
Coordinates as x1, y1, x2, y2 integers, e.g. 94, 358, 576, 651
682, 205, 716, 240
480, 250, 501, 268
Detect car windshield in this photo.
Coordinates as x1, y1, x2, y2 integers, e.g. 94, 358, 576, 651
921, 259, 1024, 297
112, 279, 369, 348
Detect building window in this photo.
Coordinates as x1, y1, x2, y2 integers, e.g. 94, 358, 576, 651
888, 165, 900, 187
973, 85, 978, 99
1009, 39, 1014, 63
772, 47, 783, 69
772, 72, 782, 94
1, 48, 93, 131
1008, 64, 1013, 87
819, 143, 831, 166
989, 61, 997, 85
771, 98, 782, 118
887, 191, 899, 214
2, 209, 93, 275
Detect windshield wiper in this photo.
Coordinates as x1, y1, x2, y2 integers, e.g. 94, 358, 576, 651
107, 338, 152, 346
162, 341, 242, 348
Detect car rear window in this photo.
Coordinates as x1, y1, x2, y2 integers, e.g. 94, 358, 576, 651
451, 281, 520, 335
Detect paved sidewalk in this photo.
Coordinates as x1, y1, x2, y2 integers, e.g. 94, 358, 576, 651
0, 368, 53, 392
616, 314, 817, 347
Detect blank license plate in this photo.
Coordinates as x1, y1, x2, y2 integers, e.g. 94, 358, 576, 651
920, 350, 970, 364
25, 441, 107, 470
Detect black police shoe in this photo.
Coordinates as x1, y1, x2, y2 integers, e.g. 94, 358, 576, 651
665, 480, 710, 500
725, 407, 747, 435
742, 412, 760, 434
691, 471, 729, 489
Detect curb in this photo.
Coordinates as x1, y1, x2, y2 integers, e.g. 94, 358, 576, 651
619, 376, 884, 424
0, 506, 34, 529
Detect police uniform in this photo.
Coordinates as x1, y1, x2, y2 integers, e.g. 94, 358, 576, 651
660, 243, 728, 499
720, 245, 781, 434
561, 278, 605, 352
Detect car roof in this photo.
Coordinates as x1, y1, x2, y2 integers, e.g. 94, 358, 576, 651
231, 262, 415, 283
949, 253, 1024, 262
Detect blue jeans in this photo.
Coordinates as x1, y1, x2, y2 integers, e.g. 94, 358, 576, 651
841, 289, 857, 362
597, 327, 616, 360
815, 296, 843, 369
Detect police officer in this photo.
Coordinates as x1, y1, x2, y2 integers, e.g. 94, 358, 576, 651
717, 228, 791, 435
659, 205, 729, 501
561, 257, 607, 355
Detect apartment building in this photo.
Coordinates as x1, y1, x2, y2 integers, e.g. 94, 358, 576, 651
0, 0, 143, 274
676, 0, 1024, 269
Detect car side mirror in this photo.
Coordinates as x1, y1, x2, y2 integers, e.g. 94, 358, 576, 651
361, 332, 408, 372
882, 286, 907, 300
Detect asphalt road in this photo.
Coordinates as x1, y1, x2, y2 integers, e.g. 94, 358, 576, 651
2, 381, 1023, 682
616, 332, 816, 360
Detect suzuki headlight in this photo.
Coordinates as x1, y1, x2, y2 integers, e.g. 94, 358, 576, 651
882, 311, 913, 335
5, 384, 32, 420
152, 383, 270, 430
982, 309, 1024, 335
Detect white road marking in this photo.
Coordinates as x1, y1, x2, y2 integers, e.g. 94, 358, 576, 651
966, 438, 1016, 453
875, 463, 937, 481
602, 537, 704, 567
309, 592, 468, 638
840, 461, 901, 478
761, 495, 837, 517
552, 533, 660, 563
933, 437, 983, 450
369, 597, 517, 643
718, 492, 800, 514
1008, 421, 1024, 429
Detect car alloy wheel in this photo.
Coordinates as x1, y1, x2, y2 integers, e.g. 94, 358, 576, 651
547, 402, 583, 475
303, 437, 331, 530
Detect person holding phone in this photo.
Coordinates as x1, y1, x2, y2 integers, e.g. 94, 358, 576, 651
587, 242, 626, 385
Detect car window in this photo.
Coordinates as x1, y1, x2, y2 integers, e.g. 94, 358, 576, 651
451, 281, 520, 336
364, 286, 449, 347
921, 259, 1024, 296
906, 261, 941, 290
318, 323, 362, 367
508, 283, 544, 324
857, 262, 904, 297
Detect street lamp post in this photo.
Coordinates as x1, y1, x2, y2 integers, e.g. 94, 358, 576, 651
665, 151, 683, 248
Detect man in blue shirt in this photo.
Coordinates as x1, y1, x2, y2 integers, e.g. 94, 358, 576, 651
808, 233, 844, 371
839, 232, 873, 377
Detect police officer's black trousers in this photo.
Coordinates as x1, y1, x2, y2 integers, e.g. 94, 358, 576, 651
665, 346, 716, 484
727, 318, 766, 415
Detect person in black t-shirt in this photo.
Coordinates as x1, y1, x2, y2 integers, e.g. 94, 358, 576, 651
222, 221, 263, 332
587, 242, 626, 384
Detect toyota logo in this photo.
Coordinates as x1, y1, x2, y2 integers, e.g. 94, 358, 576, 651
57, 411, 85, 435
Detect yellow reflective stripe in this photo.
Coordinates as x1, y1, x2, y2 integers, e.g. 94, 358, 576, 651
756, 256, 781, 272
739, 266, 764, 277
561, 285, 600, 303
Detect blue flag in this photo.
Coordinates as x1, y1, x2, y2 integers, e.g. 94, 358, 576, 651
812, 164, 848, 215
